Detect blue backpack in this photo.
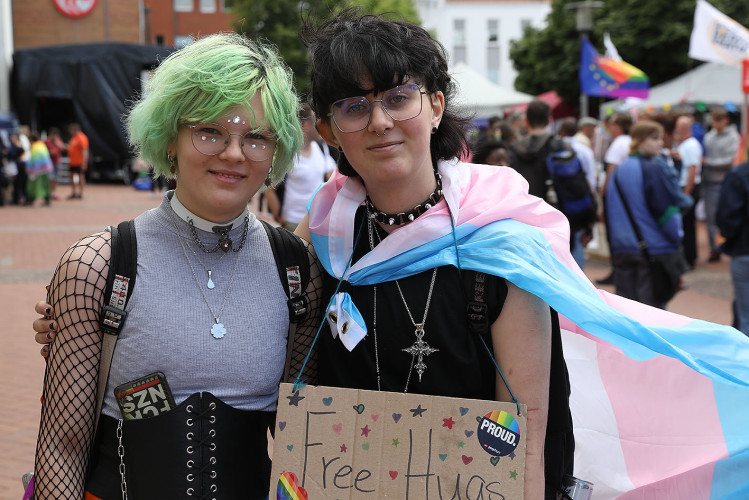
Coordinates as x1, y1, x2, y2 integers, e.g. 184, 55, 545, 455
546, 140, 598, 231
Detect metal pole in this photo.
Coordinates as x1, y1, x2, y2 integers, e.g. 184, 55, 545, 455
580, 32, 589, 119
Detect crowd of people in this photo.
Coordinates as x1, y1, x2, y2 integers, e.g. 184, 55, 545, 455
23, 8, 749, 500
0, 123, 89, 206
468, 102, 745, 317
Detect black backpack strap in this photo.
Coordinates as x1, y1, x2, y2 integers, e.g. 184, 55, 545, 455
260, 220, 310, 322
260, 221, 312, 383
95, 220, 137, 435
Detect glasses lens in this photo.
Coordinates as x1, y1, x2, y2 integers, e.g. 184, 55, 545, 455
331, 97, 371, 133
241, 134, 276, 162
382, 84, 422, 120
191, 124, 228, 155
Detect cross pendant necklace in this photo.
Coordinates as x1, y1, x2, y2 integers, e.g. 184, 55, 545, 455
402, 322, 439, 382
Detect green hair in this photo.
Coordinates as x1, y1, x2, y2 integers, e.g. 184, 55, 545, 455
127, 32, 301, 184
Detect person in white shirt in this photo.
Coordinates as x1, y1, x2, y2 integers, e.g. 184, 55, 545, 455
598, 113, 632, 285
559, 118, 597, 269
674, 115, 703, 268
266, 104, 336, 231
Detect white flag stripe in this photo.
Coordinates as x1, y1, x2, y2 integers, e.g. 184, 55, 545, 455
562, 330, 634, 499
689, 0, 749, 66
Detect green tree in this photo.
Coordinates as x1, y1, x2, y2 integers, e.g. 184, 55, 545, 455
510, 0, 749, 109
230, 0, 420, 97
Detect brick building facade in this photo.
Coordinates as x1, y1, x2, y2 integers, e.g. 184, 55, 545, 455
12, 0, 238, 50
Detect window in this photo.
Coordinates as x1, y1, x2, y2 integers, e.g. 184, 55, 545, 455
487, 20, 499, 83
221, 0, 235, 11
174, 35, 194, 48
200, 0, 216, 13
520, 19, 532, 32
488, 19, 498, 43
453, 19, 467, 64
174, 0, 193, 12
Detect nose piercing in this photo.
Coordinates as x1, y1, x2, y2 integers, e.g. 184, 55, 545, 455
376, 131, 381, 137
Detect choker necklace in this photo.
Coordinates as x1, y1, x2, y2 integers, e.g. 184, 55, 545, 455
365, 171, 443, 226
170, 194, 250, 253
367, 213, 439, 392
169, 208, 242, 339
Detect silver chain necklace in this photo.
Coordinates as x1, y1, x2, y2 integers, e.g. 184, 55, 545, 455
171, 193, 250, 253
183, 238, 230, 289
367, 214, 439, 392
188, 216, 249, 253
169, 209, 242, 339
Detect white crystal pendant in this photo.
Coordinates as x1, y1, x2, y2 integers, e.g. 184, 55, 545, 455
211, 322, 227, 339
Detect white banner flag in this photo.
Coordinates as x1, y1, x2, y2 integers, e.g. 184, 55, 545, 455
689, 0, 749, 66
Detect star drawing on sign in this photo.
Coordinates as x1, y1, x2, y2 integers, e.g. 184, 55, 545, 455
286, 390, 305, 407
442, 417, 455, 429
457, 440, 465, 448
392, 438, 400, 447
361, 425, 371, 437
410, 404, 427, 417
340, 444, 347, 453
509, 451, 516, 460
509, 470, 518, 479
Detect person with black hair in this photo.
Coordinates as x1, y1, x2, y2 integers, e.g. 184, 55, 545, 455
297, 10, 571, 498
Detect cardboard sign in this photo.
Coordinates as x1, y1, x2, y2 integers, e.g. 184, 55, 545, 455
271, 383, 526, 499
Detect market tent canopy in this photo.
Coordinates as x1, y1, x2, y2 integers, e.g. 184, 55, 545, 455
602, 62, 743, 113
450, 62, 533, 118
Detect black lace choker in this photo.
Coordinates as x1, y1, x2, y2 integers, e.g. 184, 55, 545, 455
365, 172, 443, 226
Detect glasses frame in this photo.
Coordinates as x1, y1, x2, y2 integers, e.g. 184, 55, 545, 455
185, 123, 276, 162
327, 84, 429, 133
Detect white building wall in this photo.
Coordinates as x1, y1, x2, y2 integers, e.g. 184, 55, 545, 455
417, 0, 550, 90
0, 0, 14, 112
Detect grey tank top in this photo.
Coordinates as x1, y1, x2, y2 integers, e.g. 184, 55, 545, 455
101, 193, 289, 418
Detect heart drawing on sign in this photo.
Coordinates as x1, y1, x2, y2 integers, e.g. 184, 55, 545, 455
371, 414, 379, 421
287, 444, 293, 452
362, 442, 370, 450
389, 471, 398, 480
332, 423, 342, 435
322, 397, 333, 406
392, 413, 402, 423
490, 456, 500, 466
278, 421, 286, 431
353, 404, 365, 414
459, 407, 469, 416
462, 455, 473, 465
278, 471, 308, 500
464, 430, 474, 438
439, 454, 448, 461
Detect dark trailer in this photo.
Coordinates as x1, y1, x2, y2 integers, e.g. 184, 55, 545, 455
11, 43, 173, 182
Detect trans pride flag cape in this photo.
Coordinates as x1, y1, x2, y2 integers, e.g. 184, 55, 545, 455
308, 160, 749, 499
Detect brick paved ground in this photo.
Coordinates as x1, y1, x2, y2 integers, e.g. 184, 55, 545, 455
0, 184, 735, 498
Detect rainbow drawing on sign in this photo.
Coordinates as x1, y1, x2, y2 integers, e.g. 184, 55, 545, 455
277, 471, 308, 500
484, 410, 519, 433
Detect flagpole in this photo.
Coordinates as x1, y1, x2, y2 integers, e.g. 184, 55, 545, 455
567, 2, 602, 118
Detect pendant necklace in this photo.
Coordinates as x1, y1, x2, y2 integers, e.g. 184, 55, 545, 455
184, 239, 229, 289
367, 214, 439, 392
169, 207, 242, 339
171, 193, 250, 253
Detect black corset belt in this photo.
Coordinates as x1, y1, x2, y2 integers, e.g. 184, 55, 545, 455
87, 392, 275, 500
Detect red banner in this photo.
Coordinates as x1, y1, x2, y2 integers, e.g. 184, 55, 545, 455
743, 59, 749, 94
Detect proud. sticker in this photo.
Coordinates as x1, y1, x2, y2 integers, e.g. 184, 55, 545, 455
476, 410, 520, 457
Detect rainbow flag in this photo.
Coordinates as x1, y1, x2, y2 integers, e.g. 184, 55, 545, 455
580, 37, 649, 99
308, 161, 749, 498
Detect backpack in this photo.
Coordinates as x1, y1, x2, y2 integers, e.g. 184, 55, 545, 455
546, 139, 598, 232
463, 271, 574, 499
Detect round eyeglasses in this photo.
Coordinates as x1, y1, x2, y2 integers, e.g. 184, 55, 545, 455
186, 123, 276, 162
328, 83, 429, 133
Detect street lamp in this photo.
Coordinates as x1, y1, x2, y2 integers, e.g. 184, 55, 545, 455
566, 1, 603, 118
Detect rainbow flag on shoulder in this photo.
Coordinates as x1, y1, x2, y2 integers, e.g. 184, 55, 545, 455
579, 37, 649, 99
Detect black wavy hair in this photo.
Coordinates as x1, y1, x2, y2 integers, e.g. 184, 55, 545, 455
299, 7, 471, 177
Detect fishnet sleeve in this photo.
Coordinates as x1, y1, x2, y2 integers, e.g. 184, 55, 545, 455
34, 231, 111, 499
285, 239, 324, 386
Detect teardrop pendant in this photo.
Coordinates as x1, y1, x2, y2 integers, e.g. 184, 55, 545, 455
207, 270, 215, 289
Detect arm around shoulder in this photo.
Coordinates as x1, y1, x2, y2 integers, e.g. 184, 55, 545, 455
34, 231, 111, 498
490, 282, 550, 500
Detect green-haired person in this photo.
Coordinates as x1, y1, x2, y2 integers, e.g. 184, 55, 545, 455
32, 33, 322, 499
